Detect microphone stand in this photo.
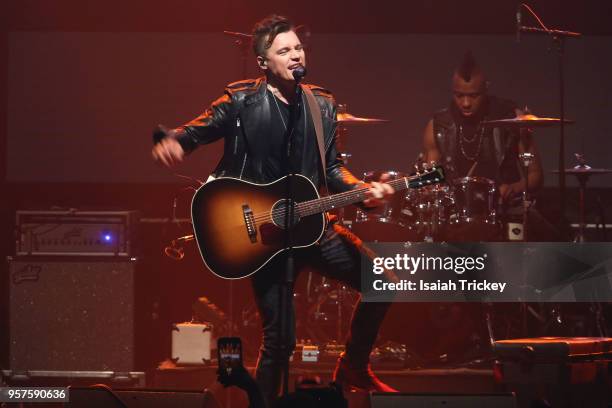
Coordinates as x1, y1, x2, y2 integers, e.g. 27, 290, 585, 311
280, 73, 305, 396
516, 3, 581, 229
223, 30, 253, 355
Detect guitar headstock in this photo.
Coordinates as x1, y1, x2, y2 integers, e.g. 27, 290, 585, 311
408, 166, 445, 189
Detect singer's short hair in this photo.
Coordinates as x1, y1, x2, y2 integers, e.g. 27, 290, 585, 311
252, 15, 294, 57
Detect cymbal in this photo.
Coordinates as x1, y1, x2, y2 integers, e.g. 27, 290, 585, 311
222, 30, 252, 40
482, 114, 575, 128
552, 166, 612, 176
337, 112, 389, 125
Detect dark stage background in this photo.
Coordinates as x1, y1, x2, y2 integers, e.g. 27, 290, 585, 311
5, 32, 612, 185
1, 0, 612, 376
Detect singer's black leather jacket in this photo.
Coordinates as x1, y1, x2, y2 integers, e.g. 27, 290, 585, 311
169, 77, 361, 193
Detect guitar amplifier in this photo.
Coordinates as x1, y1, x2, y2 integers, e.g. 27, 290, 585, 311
7, 257, 137, 373
16, 210, 138, 257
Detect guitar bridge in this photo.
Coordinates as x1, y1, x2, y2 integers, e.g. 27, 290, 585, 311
242, 204, 257, 243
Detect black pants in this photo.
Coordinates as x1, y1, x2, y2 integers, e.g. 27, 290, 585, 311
251, 222, 392, 403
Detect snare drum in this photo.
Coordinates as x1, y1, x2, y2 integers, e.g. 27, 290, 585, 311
444, 177, 501, 241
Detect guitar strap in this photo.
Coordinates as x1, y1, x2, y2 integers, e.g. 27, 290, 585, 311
302, 85, 328, 190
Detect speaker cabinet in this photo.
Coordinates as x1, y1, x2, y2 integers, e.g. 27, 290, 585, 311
8, 258, 136, 372
370, 393, 517, 408
67, 387, 221, 408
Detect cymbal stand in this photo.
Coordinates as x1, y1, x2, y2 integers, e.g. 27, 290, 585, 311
336, 104, 352, 223
571, 165, 592, 243
517, 3, 581, 225
518, 152, 535, 241
223, 30, 252, 79
222, 31, 253, 373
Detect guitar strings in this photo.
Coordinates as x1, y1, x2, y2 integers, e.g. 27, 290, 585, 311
249, 174, 435, 224
249, 178, 397, 223
249, 172, 438, 225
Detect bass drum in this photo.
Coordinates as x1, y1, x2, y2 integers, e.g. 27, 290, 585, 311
350, 170, 420, 242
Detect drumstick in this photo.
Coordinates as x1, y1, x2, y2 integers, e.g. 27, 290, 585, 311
466, 161, 478, 177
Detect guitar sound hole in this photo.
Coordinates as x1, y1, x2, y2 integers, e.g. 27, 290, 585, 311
271, 199, 301, 229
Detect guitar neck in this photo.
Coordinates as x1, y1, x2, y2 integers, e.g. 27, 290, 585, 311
296, 172, 438, 217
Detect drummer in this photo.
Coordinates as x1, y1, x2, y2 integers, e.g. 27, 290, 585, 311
422, 51, 543, 204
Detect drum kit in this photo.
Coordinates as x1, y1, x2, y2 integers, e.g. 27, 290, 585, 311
340, 111, 579, 244
299, 107, 612, 349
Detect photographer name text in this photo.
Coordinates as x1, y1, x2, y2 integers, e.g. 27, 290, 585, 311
372, 279, 507, 293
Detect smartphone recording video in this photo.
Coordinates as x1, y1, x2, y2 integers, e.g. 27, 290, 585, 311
218, 337, 242, 376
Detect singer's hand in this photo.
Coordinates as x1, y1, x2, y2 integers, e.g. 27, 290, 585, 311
363, 173, 395, 208
152, 137, 185, 168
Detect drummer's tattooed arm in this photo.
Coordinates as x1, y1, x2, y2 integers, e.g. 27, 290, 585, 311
498, 108, 544, 201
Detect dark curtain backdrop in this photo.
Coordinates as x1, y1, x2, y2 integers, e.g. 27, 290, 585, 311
6, 32, 612, 187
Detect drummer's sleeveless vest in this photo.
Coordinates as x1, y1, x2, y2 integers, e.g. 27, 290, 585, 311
432, 96, 521, 184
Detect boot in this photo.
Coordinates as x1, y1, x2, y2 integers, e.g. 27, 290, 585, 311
332, 352, 398, 393
255, 359, 282, 405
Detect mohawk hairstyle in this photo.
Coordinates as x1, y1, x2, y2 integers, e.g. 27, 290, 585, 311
456, 51, 481, 82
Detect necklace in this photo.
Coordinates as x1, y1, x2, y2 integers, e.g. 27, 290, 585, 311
270, 88, 288, 131
458, 122, 486, 161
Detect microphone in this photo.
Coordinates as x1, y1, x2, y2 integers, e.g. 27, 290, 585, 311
292, 65, 307, 83
516, 5, 522, 43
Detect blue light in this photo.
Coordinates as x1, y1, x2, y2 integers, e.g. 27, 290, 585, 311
103, 234, 112, 242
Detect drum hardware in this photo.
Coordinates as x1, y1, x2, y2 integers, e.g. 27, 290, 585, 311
335, 103, 389, 148
336, 111, 390, 125
161, 182, 200, 260
339, 152, 352, 165
300, 275, 358, 344
514, 3, 581, 222
552, 156, 612, 243
518, 152, 536, 242
335, 104, 390, 224
595, 195, 608, 241
481, 114, 575, 128
482, 111, 576, 232
163, 234, 195, 260
444, 176, 499, 242
223, 30, 254, 89
409, 184, 453, 242
408, 158, 454, 242
352, 170, 419, 242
